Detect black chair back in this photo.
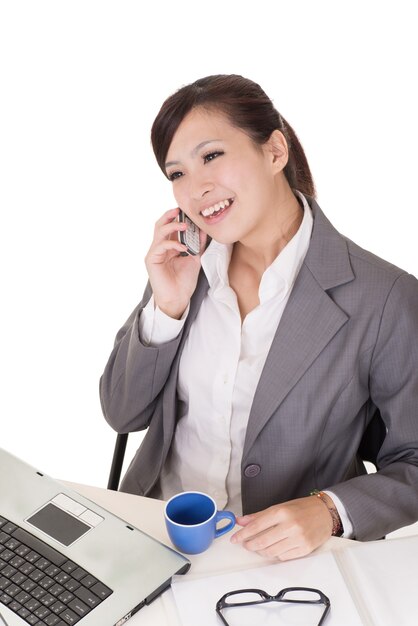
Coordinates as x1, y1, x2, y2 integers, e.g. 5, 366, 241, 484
107, 433, 129, 490
358, 410, 386, 467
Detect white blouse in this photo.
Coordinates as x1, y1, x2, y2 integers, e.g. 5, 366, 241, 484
139, 192, 352, 535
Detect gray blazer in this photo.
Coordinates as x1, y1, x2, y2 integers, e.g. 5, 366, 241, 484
100, 199, 418, 541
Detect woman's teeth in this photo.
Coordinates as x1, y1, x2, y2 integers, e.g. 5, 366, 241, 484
201, 198, 232, 217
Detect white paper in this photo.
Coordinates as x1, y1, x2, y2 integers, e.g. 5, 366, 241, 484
337, 535, 418, 626
171, 550, 364, 626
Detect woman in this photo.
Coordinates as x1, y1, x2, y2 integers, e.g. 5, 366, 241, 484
100, 74, 418, 560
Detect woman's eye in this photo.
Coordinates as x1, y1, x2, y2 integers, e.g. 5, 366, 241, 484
167, 171, 183, 182
203, 151, 224, 163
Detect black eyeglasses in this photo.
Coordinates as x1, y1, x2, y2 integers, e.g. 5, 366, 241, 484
216, 586, 331, 625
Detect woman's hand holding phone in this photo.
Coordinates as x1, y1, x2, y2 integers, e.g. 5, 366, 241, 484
177, 210, 201, 256
144, 208, 206, 320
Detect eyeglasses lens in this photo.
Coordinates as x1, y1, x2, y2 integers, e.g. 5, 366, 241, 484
224, 591, 265, 605
282, 589, 324, 603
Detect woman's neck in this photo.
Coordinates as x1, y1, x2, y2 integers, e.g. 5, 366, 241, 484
232, 188, 303, 275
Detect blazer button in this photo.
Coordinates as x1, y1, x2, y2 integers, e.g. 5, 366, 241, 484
244, 464, 261, 478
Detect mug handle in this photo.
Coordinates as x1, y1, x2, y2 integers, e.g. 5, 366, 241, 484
214, 511, 236, 538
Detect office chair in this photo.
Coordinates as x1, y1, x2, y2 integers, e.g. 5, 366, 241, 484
358, 410, 386, 469
107, 433, 129, 490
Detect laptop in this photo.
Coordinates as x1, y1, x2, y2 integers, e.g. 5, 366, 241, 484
0, 448, 190, 626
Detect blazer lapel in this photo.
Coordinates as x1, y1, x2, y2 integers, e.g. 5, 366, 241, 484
243, 202, 355, 456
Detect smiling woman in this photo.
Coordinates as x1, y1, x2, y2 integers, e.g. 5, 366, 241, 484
99, 74, 418, 562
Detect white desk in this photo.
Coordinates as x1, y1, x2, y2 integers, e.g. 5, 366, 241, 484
64, 482, 359, 625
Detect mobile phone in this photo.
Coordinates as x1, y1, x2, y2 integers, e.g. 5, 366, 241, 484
178, 210, 200, 256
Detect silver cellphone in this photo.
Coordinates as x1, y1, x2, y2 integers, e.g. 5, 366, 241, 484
178, 210, 200, 256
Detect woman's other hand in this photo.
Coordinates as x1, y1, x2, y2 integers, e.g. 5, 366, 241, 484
231, 495, 334, 560
145, 207, 207, 319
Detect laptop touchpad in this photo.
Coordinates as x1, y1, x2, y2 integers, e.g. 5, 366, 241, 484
26, 493, 104, 546
27, 502, 91, 546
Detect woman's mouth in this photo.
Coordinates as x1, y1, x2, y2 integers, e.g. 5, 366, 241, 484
200, 198, 234, 220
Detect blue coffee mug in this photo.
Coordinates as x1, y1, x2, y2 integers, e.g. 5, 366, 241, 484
165, 491, 236, 554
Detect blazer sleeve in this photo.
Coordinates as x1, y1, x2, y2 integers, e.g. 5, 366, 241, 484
330, 271, 418, 540
99, 282, 184, 433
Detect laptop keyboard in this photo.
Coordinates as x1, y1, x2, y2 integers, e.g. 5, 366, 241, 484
0, 516, 113, 625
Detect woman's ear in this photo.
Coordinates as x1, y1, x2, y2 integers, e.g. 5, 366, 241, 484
266, 129, 289, 173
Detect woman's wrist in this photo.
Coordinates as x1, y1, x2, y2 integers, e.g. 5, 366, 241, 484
154, 298, 189, 320
311, 490, 344, 537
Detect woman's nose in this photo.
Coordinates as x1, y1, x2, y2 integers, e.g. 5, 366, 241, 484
189, 174, 214, 199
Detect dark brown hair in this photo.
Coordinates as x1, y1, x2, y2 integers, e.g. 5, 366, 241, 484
151, 74, 316, 198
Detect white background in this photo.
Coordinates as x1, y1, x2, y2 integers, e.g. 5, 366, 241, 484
1, 1, 417, 487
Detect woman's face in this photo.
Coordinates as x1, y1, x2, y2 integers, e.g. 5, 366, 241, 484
164, 107, 288, 246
